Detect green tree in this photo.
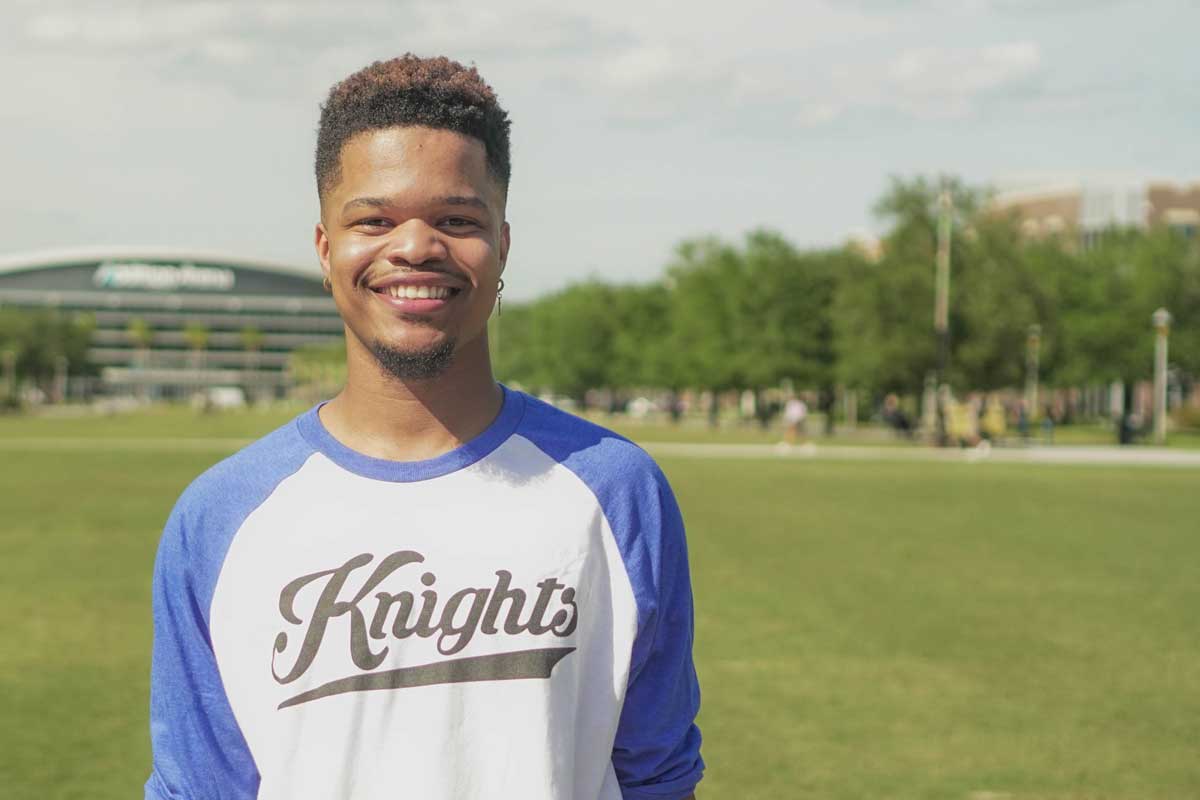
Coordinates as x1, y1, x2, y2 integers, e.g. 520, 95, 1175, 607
0, 308, 95, 394
665, 237, 744, 393
126, 317, 154, 368
290, 341, 346, 401
182, 322, 209, 370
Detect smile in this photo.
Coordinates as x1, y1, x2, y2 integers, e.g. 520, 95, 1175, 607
373, 285, 458, 300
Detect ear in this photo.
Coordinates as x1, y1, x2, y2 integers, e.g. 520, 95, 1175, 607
315, 222, 331, 282
499, 220, 511, 277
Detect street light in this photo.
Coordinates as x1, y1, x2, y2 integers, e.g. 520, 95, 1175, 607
933, 185, 952, 446
1025, 323, 1041, 418
1152, 308, 1171, 444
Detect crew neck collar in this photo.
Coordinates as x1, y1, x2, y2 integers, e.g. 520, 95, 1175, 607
296, 384, 526, 483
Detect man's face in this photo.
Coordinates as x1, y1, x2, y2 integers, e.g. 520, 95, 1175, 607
315, 126, 509, 379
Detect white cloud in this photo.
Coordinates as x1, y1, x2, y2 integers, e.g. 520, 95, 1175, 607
889, 41, 1041, 98
797, 102, 843, 128
24, 3, 239, 46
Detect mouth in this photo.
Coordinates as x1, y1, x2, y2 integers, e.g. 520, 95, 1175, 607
372, 284, 460, 301
367, 277, 465, 314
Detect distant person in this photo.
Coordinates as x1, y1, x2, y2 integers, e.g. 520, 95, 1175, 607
1041, 404, 1056, 444
783, 395, 808, 445
1016, 399, 1031, 442
980, 395, 1007, 443
1118, 410, 1136, 445
882, 393, 914, 438
946, 397, 968, 447
145, 55, 702, 800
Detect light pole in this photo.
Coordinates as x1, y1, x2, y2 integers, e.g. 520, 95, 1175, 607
1152, 308, 1171, 444
933, 184, 952, 445
1, 348, 15, 399
1025, 324, 1041, 418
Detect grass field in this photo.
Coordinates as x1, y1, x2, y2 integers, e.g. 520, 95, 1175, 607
2, 407, 1199, 799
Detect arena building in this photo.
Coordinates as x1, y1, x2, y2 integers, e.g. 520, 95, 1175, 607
0, 247, 342, 400
992, 180, 1200, 247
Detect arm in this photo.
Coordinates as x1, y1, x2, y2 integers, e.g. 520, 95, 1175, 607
146, 504, 259, 799
611, 470, 704, 800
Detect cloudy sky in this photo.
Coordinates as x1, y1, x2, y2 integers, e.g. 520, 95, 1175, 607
4, 0, 1197, 300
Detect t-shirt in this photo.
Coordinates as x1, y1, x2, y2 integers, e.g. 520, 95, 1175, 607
145, 386, 704, 800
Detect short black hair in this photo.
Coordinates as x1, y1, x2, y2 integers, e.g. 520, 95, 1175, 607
315, 54, 511, 199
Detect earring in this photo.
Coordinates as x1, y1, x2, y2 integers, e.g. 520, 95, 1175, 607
497, 278, 505, 316
322, 276, 332, 292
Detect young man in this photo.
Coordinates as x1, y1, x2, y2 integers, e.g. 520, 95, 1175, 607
146, 55, 703, 800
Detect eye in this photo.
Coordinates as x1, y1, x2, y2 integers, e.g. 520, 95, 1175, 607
355, 218, 392, 230
441, 217, 480, 230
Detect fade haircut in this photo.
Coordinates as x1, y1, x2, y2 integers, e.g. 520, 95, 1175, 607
315, 54, 512, 200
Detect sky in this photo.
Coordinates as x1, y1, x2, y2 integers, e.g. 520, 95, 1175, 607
3, 0, 1197, 301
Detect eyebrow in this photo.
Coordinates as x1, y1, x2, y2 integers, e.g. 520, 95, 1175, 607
341, 195, 489, 214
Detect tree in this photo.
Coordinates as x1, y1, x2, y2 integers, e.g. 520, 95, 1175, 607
240, 325, 267, 400
289, 342, 346, 401
665, 237, 744, 393
126, 317, 154, 368
183, 322, 210, 372
0, 308, 95, 397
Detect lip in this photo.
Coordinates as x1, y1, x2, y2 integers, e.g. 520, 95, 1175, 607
365, 271, 468, 292
372, 290, 455, 314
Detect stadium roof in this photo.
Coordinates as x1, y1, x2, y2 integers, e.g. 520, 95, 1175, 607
0, 246, 321, 281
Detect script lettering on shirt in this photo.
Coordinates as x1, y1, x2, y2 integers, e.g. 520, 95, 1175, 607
271, 550, 579, 686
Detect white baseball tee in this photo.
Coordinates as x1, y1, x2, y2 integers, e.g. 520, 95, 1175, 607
146, 386, 703, 800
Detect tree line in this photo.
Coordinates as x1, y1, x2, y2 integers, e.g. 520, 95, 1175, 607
494, 177, 1200, 409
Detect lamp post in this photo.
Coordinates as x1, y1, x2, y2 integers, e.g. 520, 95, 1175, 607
1025, 323, 1041, 418
1, 348, 15, 399
933, 185, 952, 445
1152, 308, 1171, 444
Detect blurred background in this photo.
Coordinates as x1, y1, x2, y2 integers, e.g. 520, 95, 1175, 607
2, 2, 1198, 799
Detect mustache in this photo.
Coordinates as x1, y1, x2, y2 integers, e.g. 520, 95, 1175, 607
354, 262, 467, 290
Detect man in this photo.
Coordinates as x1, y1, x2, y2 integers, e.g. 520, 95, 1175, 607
146, 55, 703, 800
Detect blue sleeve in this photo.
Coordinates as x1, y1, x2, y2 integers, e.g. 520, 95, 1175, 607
608, 468, 704, 800
516, 394, 703, 799
146, 419, 315, 800
146, 502, 259, 800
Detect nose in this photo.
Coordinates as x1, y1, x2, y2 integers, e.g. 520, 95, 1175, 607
384, 219, 449, 268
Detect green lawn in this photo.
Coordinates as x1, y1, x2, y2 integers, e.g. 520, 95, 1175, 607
2, 409, 1198, 799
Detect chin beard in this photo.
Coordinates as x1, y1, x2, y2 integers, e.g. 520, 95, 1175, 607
369, 338, 457, 381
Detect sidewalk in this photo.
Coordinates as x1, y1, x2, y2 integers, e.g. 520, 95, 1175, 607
643, 441, 1200, 468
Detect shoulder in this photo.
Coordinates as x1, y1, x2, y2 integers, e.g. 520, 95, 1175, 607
174, 414, 315, 525
152, 413, 317, 625
161, 414, 316, 586
513, 391, 667, 494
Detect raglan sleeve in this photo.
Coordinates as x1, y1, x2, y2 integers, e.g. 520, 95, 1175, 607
145, 500, 258, 800
611, 465, 704, 799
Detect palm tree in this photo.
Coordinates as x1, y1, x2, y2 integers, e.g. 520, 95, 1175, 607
183, 322, 210, 372
126, 317, 153, 368
240, 325, 265, 401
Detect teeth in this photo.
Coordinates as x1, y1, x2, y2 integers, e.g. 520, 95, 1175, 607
384, 285, 452, 300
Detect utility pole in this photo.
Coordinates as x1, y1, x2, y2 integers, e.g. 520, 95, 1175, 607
1, 348, 15, 399
1152, 308, 1171, 444
1025, 323, 1041, 417
933, 184, 952, 446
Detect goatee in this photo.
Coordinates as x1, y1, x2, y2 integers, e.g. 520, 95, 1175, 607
370, 338, 457, 381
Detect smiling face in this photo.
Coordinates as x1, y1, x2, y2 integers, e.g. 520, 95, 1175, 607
315, 126, 510, 382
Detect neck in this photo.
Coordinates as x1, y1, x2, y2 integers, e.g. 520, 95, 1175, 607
319, 335, 504, 462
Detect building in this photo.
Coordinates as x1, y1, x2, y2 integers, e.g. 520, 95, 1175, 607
0, 247, 341, 400
992, 180, 1200, 247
